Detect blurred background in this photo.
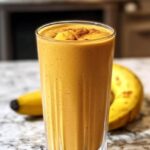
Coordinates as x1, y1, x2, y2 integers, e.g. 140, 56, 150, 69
0, 0, 150, 60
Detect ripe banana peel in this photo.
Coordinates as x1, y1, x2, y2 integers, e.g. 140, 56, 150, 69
10, 64, 143, 130
11, 91, 42, 116
110, 64, 143, 130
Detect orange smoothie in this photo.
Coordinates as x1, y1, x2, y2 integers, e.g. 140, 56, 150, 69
36, 21, 115, 150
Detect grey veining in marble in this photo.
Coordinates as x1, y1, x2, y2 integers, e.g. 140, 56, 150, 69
0, 59, 150, 150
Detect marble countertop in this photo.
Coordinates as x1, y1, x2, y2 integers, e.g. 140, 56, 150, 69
0, 58, 150, 150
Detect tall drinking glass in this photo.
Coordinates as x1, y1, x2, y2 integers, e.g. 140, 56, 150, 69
36, 20, 115, 150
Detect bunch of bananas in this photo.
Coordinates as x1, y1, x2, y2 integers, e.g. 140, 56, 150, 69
10, 64, 143, 130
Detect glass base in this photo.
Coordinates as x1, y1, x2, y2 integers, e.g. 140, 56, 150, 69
98, 140, 107, 150
98, 131, 107, 150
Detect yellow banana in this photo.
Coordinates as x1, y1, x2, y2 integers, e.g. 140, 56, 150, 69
10, 91, 42, 116
109, 64, 143, 130
10, 64, 143, 130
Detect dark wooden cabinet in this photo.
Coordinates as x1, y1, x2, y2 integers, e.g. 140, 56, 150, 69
121, 0, 150, 57
2, 0, 150, 59
121, 14, 150, 57
0, 0, 121, 60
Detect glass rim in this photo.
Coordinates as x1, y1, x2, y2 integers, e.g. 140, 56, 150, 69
35, 20, 116, 43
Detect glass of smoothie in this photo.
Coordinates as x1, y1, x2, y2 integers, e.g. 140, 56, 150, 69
36, 20, 115, 150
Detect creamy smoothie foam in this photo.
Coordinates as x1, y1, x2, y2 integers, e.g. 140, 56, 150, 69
39, 23, 112, 41
36, 21, 115, 150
